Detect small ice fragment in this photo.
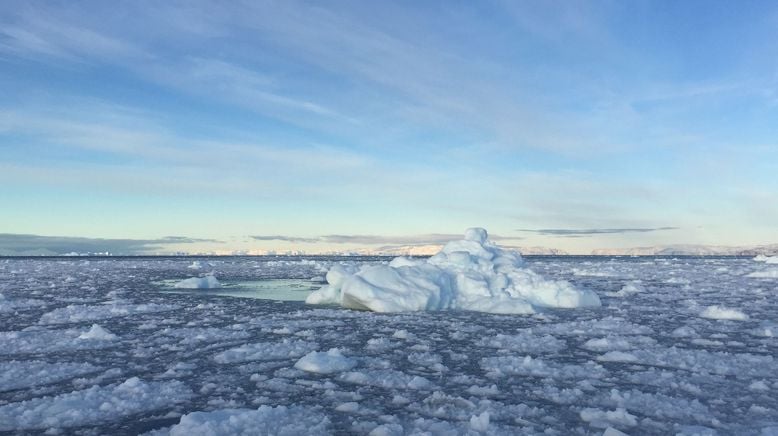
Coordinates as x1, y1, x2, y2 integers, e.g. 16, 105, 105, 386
294, 348, 357, 374
700, 306, 749, 321
603, 427, 629, 436
174, 275, 221, 289
334, 402, 359, 413
78, 324, 117, 340
469, 411, 490, 432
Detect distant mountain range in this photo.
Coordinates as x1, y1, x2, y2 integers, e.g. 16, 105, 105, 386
590, 244, 778, 256
355, 244, 570, 256
358, 243, 778, 257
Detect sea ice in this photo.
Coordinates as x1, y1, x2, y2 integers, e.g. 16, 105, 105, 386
700, 305, 749, 321
294, 348, 357, 374
746, 268, 778, 278
78, 323, 118, 340
1, 253, 776, 434
39, 302, 177, 324
213, 339, 317, 364
156, 405, 331, 436
0, 377, 192, 431
0, 360, 99, 392
306, 228, 600, 314
174, 275, 221, 289
0, 293, 46, 313
0, 327, 118, 355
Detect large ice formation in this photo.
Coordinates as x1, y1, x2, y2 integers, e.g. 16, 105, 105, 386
306, 228, 600, 314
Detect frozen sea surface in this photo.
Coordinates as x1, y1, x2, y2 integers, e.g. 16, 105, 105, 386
0, 256, 776, 435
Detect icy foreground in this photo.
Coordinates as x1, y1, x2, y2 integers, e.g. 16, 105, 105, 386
307, 228, 601, 313
0, 255, 777, 435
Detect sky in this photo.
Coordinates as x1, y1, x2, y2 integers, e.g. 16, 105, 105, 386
1, 0, 777, 255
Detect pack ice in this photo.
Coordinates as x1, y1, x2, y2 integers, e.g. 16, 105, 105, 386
306, 228, 601, 313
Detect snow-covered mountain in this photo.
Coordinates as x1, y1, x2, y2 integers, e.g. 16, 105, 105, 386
590, 243, 778, 256
354, 244, 569, 256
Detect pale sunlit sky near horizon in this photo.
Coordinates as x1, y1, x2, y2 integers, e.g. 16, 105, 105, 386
1, 0, 777, 254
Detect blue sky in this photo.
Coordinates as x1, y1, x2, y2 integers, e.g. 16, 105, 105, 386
1, 0, 777, 254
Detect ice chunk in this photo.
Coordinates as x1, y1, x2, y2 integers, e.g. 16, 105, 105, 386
469, 411, 490, 432
597, 351, 638, 362
753, 255, 778, 264
306, 228, 600, 314
602, 426, 630, 436
213, 339, 317, 364
579, 407, 637, 429
174, 275, 221, 289
294, 348, 357, 374
338, 369, 432, 390
605, 282, 645, 297
78, 324, 117, 340
159, 405, 331, 436
746, 268, 778, 278
186, 261, 210, 269
700, 306, 749, 321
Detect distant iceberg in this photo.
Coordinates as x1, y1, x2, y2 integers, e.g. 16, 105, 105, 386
306, 228, 600, 314
754, 255, 778, 264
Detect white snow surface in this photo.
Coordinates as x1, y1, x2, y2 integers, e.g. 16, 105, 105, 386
306, 228, 601, 313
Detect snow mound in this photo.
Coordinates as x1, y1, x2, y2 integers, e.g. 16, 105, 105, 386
160, 405, 331, 436
306, 228, 600, 314
174, 275, 221, 289
294, 348, 357, 374
700, 305, 749, 321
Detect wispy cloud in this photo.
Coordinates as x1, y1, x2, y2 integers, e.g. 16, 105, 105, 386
517, 227, 679, 237
0, 6, 146, 62
0, 234, 221, 255
250, 235, 320, 244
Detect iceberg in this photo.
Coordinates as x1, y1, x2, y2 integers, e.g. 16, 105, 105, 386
306, 228, 600, 314
753, 255, 778, 264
